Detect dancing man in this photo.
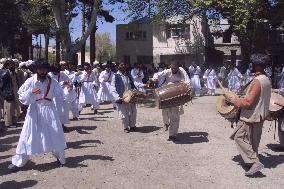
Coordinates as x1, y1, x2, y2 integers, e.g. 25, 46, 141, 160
153, 62, 190, 141
8, 59, 67, 170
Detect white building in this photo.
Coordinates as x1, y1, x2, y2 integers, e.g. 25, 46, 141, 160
116, 15, 211, 67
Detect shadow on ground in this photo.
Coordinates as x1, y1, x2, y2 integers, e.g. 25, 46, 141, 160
135, 126, 161, 133
0, 154, 114, 175
174, 132, 209, 144
0, 180, 38, 189
69, 125, 97, 134
67, 139, 102, 149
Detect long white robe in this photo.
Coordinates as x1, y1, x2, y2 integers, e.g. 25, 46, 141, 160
49, 72, 75, 124
228, 68, 243, 92
12, 75, 66, 166
203, 69, 217, 90
188, 66, 201, 90
97, 70, 114, 102
131, 68, 145, 92
78, 71, 100, 109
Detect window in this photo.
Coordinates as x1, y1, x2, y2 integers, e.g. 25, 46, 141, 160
223, 29, 232, 43
125, 31, 147, 40
168, 25, 186, 39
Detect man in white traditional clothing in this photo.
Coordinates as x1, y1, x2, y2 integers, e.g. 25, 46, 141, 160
203, 64, 217, 96
244, 64, 254, 85
111, 61, 137, 133
153, 62, 191, 141
63, 63, 80, 120
97, 63, 114, 103
228, 65, 243, 94
77, 63, 100, 114
218, 64, 227, 87
131, 63, 146, 93
8, 59, 67, 170
188, 62, 201, 97
49, 63, 72, 131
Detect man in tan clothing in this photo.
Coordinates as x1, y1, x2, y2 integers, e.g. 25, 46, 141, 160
225, 53, 271, 176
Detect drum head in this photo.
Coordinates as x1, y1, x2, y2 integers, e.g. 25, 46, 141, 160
270, 92, 283, 112
123, 90, 134, 103
216, 95, 235, 115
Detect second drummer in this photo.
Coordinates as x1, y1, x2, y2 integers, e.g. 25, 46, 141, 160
111, 61, 137, 133
153, 62, 191, 141
225, 53, 271, 176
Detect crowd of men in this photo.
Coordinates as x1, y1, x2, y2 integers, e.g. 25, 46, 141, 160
0, 55, 284, 176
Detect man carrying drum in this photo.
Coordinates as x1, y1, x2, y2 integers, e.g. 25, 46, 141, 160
153, 62, 190, 141
111, 61, 137, 133
225, 53, 271, 176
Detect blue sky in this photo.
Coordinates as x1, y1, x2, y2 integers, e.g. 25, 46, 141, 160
34, 3, 129, 47
70, 3, 128, 44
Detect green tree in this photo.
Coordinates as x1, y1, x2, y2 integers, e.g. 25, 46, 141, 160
95, 32, 115, 62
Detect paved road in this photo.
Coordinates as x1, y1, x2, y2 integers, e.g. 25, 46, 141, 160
0, 95, 283, 189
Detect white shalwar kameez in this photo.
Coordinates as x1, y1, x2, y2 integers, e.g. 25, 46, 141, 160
188, 65, 201, 96
243, 69, 254, 85
97, 70, 114, 102
131, 68, 145, 92
228, 68, 243, 93
203, 69, 217, 95
63, 70, 80, 118
153, 67, 191, 137
11, 75, 67, 167
78, 71, 100, 110
49, 72, 72, 124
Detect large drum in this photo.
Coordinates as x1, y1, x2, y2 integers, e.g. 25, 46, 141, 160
216, 93, 239, 121
267, 92, 284, 121
122, 90, 146, 104
154, 82, 192, 109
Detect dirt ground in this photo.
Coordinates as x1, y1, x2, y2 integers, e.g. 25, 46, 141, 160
0, 94, 284, 189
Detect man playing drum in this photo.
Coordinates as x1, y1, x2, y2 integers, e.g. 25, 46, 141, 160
225, 53, 271, 176
111, 61, 137, 133
153, 62, 190, 141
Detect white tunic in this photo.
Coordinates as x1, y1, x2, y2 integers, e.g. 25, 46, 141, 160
131, 68, 145, 92
78, 71, 99, 108
49, 72, 75, 124
228, 68, 243, 91
97, 70, 114, 102
15, 75, 67, 155
153, 67, 190, 85
188, 65, 201, 89
244, 69, 254, 85
203, 69, 217, 90
218, 66, 226, 79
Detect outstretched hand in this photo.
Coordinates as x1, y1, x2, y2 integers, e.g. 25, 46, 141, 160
32, 88, 41, 94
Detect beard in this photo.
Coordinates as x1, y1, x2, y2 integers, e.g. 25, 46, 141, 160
37, 73, 47, 80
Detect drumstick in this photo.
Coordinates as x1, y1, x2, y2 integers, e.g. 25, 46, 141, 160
216, 79, 227, 94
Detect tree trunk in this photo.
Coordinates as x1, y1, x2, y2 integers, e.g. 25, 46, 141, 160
56, 31, 61, 63
90, 25, 96, 65
52, 0, 100, 62
45, 33, 49, 62
81, 3, 86, 64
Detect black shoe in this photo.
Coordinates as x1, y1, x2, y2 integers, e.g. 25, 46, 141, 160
164, 124, 169, 131
245, 162, 264, 176
124, 128, 130, 133
168, 136, 179, 141
129, 127, 137, 132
